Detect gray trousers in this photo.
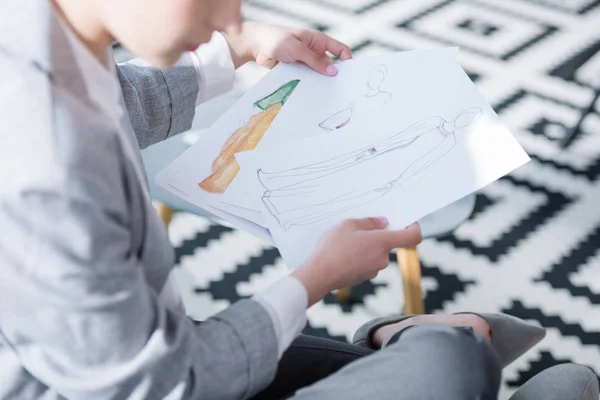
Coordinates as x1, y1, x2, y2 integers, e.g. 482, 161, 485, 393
288, 326, 598, 400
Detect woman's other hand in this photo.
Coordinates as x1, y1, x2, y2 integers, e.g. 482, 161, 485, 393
292, 219, 422, 306
223, 22, 352, 75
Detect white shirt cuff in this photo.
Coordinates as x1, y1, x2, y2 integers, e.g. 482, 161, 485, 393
252, 276, 308, 359
190, 32, 236, 106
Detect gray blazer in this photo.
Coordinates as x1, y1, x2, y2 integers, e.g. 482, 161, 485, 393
0, 1, 277, 399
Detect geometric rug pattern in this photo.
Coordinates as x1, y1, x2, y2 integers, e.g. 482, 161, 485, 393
163, 1, 600, 398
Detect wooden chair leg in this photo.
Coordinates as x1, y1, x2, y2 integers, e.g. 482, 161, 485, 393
156, 202, 175, 228
335, 287, 352, 303
397, 247, 424, 314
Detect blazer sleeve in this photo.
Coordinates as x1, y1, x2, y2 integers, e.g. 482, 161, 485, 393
116, 54, 200, 149
0, 186, 279, 399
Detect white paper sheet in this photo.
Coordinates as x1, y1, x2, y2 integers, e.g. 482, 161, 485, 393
161, 60, 348, 225
156, 47, 529, 262
240, 53, 530, 268
221, 47, 461, 211
227, 151, 270, 213
154, 128, 272, 242
162, 48, 465, 224
155, 157, 273, 243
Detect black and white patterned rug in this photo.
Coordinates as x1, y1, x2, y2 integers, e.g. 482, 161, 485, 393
166, 0, 600, 398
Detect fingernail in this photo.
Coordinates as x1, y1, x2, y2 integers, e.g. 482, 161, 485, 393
378, 217, 388, 225
326, 64, 338, 76
410, 222, 420, 228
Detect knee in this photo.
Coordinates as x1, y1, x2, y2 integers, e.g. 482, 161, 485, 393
549, 363, 596, 379
513, 364, 598, 400
546, 364, 598, 400
398, 326, 501, 397
403, 325, 499, 365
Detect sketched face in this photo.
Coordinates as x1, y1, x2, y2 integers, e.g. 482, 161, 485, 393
367, 65, 387, 90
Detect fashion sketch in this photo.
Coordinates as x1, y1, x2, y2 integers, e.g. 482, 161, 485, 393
199, 79, 300, 194
318, 65, 393, 132
259, 107, 483, 230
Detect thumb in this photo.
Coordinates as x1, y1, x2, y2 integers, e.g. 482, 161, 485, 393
374, 222, 422, 249
349, 217, 389, 231
293, 42, 336, 76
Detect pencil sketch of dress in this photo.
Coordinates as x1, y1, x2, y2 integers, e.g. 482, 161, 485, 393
259, 107, 482, 230
318, 65, 392, 131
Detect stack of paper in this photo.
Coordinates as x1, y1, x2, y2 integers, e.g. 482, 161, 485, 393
156, 48, 529, 268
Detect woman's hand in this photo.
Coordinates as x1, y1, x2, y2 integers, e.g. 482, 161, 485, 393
292, 218, 422, 306
223, 22, 352, 75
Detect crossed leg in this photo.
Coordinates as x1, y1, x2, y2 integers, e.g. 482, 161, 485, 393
290, 325, 501, 400
251, 315, 598, 400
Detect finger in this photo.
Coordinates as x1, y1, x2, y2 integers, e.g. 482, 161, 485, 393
297, 30, 353, 61
373, 222, 422, 249
367, 270, 380, 280
322, 35, 353, 61
375, 254, 390, 270
347, 216, 389, 231
292, 41, 337, 75
262, 58, 279, 70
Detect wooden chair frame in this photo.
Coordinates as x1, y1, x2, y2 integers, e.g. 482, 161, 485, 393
396, 247, 424, 314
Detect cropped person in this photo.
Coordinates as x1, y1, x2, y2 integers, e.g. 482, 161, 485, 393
0, 1, 596, 399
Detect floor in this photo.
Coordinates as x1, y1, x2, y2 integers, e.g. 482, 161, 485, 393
163, 0, 600, 398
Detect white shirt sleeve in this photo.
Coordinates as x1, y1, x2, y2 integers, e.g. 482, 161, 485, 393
189, 32, 236, 106
252, 276, 308, 359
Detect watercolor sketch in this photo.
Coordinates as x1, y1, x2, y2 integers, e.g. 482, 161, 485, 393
318, 65, 392, 132
199, 79, 300, 193
259, 107, 482, 230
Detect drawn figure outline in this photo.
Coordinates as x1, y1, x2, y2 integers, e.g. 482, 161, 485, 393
318, 65, 393, 132
259, 107, 483, 230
